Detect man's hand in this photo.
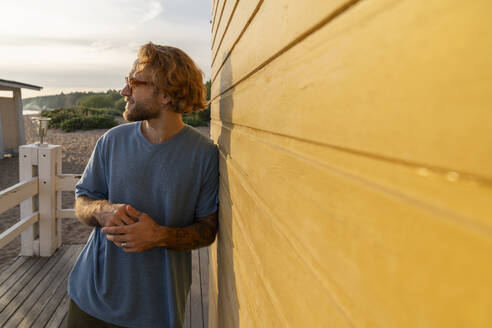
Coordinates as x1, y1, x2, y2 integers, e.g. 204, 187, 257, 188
95, 203, 138, 227
101, 206, 162, 253
101, 206, 219, 253
74, 196, 136, 227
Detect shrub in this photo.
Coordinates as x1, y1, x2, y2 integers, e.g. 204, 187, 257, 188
82, 107, 121, 117
107, 90, 123, 102
198, 108, 210, 122
105, 108, 123, 117
41, 108, 82, 129
183, 113, 208, 127
79, 95, 114, 109
60, 114, 118, 132
41, 107, 118, 132
115, 98, 126, 113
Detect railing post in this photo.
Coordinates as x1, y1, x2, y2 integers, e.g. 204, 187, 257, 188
38, 144, 61, 257
19, 145, 38, 256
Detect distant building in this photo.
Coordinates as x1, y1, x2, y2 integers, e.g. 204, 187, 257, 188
0, 79, 42, 156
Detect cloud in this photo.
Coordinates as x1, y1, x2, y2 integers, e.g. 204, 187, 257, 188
90, 41, 116, 52
138, 1, 164, 23
0, 0, 212, 96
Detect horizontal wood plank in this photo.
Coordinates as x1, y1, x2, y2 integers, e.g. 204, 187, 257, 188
216, 155, 350, 327
211, 0, 350, 88
0, 257, 49, 315
0, 177, 38, 214
0, 242, 208, 327
0, 212, 39, 249
211, 0, 227, 48
55, 174, 81, 191
211, 0, 261, 71
211, 0, 492, 178
32, 274, 71, 327
14, 245, 81, 327
0, 256, 29, 286
211, 0, 239, 65
0, 246, 69, 327
45, 293, 69, 328
211, 0, 219, 33
56, 209, 76, 220
60, 313, 68, 328
211, 122, 492, 232
212, 123, 492, 326
0, 257, 38, 301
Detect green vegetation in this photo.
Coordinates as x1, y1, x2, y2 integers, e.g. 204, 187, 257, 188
182, 80, 211, 127
182, 107, 210, 127
23, 90, 122, 111
28, 81, 212, 131
115, 98, 126, 112
41, 107, 119, 132
60, 114, 118, 132
34, 90, 124, 132
78, 94, 115, 109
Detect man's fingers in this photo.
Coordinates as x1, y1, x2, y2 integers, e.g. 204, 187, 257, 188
102, 225, 129, 235
105, 234, 135, 249
106, 234, 129, 243
117, 212, 136, 225
125, 205, 142, 219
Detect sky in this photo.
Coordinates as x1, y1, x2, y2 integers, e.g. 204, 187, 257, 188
0, 0, 212, 98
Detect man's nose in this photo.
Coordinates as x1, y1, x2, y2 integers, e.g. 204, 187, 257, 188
120, 84, 131, 96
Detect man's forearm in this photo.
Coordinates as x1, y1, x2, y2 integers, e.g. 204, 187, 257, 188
74, 195, 112, 227
157, 214, 218, 251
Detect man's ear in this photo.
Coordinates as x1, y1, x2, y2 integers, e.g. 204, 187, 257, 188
161, 93, 171, 106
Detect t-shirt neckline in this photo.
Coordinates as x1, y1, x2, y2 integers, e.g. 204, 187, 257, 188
136, 121, 189, 148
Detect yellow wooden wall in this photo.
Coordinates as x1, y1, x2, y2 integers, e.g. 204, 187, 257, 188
209, 0, 492, 326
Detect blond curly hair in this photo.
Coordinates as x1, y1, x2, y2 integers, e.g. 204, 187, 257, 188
136, 42, 207, 113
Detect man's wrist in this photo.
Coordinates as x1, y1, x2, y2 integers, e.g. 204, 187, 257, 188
93, 201, 111, 226
156, 225, 171, 248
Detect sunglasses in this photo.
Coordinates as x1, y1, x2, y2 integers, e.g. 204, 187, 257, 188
125, 76, 153, 90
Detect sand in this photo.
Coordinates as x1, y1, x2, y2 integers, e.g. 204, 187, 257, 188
0, 115, 210, 273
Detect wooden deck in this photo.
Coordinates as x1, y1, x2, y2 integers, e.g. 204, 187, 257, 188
0, 244, 209, 328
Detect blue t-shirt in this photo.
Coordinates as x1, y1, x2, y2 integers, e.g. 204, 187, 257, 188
68, 122, 219, 328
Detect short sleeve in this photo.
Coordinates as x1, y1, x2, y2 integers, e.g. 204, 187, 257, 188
75, 135, 108, 200
194, 145, 219, 218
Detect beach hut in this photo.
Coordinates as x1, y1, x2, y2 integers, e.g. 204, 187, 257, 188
0, 78, 42, 156
209, 0, 492, 327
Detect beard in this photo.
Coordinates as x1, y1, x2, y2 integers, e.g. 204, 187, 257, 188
123, 99, 161, 122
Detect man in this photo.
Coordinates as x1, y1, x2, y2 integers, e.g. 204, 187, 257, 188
67, 42, 219, 328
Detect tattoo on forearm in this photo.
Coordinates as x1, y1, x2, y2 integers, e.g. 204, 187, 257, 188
167, 215, 218, 251
175, 230, 189, 241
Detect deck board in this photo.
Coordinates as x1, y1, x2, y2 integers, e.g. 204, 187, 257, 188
0, 245, 71, 327
0, 244, 209, 328
0, 256, 39, 300
31, 272, 72, 327
0, 256, 49, 314
0, 256, 29, 285
15, 245, 80, 328
45, 294, 69, 328
59, 311, 68, 328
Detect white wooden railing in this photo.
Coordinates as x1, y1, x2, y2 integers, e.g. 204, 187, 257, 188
0, 144, 81, 257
